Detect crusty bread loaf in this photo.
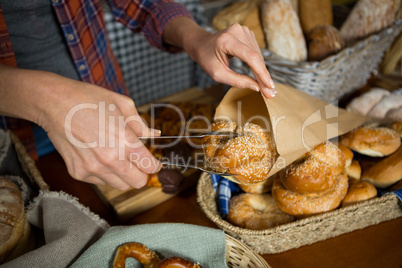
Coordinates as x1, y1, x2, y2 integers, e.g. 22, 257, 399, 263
212, 0, 266, 48
340, 0, 401, 45
0, 176, 25, 263
362, 145, 402, 188
299, 0, 333, 35
307, 25, 344, 61
262, 0, 307, 62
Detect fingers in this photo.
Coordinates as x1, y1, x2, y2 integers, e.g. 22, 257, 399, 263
218, 24, 276, 98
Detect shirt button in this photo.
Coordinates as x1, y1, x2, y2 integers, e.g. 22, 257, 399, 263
67, 34, 74, 41
78, 65, 86, 71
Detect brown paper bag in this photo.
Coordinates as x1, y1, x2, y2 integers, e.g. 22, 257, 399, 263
214, 83, 367, 177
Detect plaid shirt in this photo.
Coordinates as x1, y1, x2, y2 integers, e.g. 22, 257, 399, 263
0, 0, 193, 159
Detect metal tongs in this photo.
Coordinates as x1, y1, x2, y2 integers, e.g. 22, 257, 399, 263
139, 131, 241, 141
139, 131, 242, 183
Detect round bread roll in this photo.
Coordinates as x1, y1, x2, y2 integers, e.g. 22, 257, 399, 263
272, 171, 349, 217
346, 159, 362, 180
227, 193, 294, 230
341, 179, 377, 207
340, 126, 401, 157
203, 121, 278, 184
0, 176, 25, 263
387, 121, 402, 138
362, 145, 402, 188
239, 175, 274, 194
281, 142, 346, 195
337, 144, 354, 168
307, 25, 344, 62
346, 88, 390, 116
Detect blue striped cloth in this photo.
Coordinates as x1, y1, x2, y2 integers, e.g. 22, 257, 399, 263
210, 174, 241, 219
378, 188, 402, 201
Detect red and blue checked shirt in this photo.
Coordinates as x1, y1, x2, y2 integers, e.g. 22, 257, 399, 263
0, 0, 193, 159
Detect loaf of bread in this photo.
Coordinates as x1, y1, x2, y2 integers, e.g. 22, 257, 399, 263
307, 25, 344, 61
299, 0, 333, 35
261, 0, 307, 62
212, 0, 266, 48
0, 176, 25, 263
340, 0, 401, 45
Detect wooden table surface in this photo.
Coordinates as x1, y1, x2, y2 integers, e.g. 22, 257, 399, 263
35, 86, 402, 268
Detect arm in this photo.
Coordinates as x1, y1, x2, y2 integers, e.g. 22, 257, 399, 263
162, 17, 276, 98
106, 0, 275, 97
0, 64, 161, 190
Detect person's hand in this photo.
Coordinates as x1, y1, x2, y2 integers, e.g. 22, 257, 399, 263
0, 65, 161, 191
37, 75, 162, 190
163, 18, 276, 98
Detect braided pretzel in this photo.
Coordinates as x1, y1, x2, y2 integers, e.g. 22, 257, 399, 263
112, 242, 202, 268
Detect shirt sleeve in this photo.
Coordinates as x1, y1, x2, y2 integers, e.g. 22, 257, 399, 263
106, 0, 194, 52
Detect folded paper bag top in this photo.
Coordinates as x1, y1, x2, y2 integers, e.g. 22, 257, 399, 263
214, 83, 367, 177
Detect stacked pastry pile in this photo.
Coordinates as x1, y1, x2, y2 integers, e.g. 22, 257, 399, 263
346, 88, 402, 121
204, 120, 402, 230
213, 0, 400, 62
139, 102, 215, 193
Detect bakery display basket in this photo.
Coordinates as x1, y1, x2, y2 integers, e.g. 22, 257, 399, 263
232, 20, 402, 103
225, 234, 270, 267
197, 172, 402, 255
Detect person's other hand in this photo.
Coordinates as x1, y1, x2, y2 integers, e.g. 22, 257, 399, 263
163, 18, 276, 98
38, 75, 161, 190
191, 23, 276, 98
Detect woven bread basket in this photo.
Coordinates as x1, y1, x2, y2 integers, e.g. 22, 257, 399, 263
225, 234, 270, 267
232, 20, 402, 103
197, 172, 402, 255
9, 131, 49, 191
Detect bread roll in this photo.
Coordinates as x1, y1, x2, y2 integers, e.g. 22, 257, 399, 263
341, 179, 377, 207
340, 0, 401, 45
340, 126, 401, 157
227, 193, 294, 230
239, 175, 274, 194
307, 25, 344, 61
337, 144, 354, 168
387, 121, 402, 137
346, 88, 391, 116
362, 145, 402, 188
262, 0, 307, 62
346, 159, 362, 180
299, 0, 333, 35
0, 176, 25, 263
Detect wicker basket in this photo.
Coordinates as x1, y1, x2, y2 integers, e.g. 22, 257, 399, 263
9, 131, 49, 191
198, 173, 402, 255
225, 234, 270, 268
232, 20, 402, 103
